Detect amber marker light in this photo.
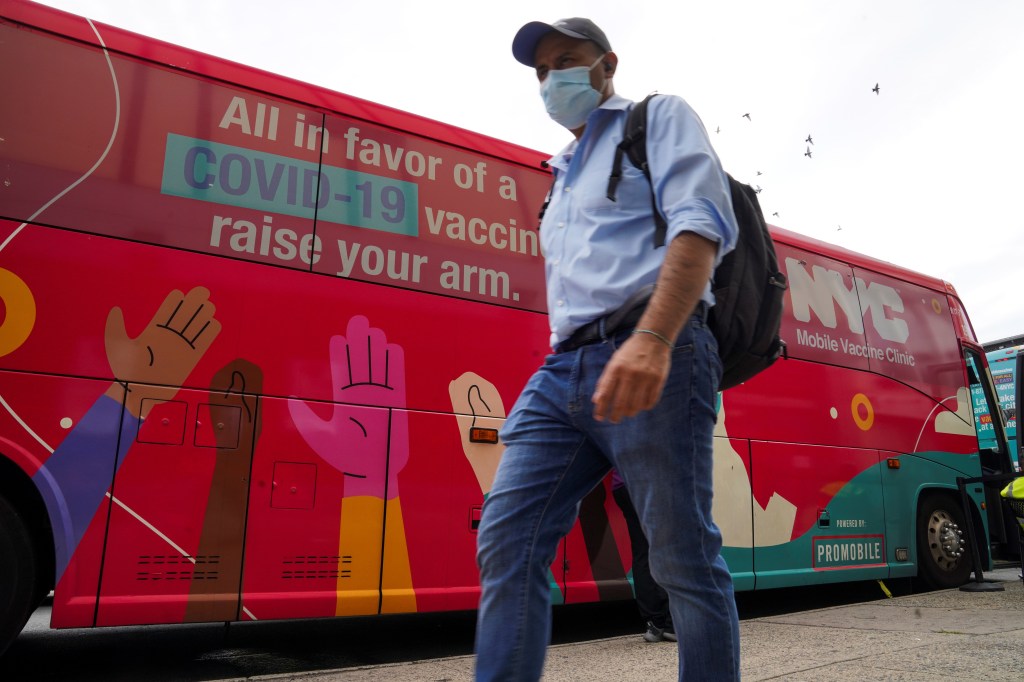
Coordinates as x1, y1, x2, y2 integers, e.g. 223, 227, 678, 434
469, 427, 500, 444
886, 458, 901, 469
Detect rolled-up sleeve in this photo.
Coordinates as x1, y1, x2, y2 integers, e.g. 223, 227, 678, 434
646, 95, 738, 266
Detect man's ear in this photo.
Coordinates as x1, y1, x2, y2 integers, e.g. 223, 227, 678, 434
603, 52, 618, 77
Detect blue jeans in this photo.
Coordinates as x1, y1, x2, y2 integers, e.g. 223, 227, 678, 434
475, 312, 740, 681
612, 483, 672, 631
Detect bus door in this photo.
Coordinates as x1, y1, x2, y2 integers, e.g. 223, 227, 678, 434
986, 346, 1020, 471
97, 372, 258, 626
964, 348, 1015, 552
750, 442, 888, 588
1016, 352, 1024, 469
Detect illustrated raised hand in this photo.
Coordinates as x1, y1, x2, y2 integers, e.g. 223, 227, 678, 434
187, 359, 263, 623
103, 287, 221, 418
448, 372, 506, 496
289, 315, 408, 499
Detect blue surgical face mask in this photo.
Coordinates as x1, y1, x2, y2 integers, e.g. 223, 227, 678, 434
540, 54, 606, 130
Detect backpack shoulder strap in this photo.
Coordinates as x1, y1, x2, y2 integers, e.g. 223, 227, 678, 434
606, 93, 668, 247
536, 160, 554, 224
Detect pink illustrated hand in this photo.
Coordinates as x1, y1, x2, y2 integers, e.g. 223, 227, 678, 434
288, 316, 408, 499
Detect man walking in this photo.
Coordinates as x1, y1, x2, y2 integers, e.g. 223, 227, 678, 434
474, 17, 741, 681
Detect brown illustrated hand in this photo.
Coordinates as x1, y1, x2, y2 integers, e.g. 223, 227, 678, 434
103, 287, 222, 418
185, 359, 262, 623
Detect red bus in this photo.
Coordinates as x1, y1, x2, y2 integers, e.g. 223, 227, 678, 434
0, 0, 1016, 655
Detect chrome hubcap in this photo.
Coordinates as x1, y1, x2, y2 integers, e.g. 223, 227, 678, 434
927, 508, 965, 571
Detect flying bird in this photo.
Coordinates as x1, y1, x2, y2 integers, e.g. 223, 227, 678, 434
715, 126, 721, 134
754, 185, 763, 194
742, 113, 751, 120
804, 146, 813, 158
772, 212, 779, 218
872, 83, 880, 95
756, 170, 763, 176
806, 134, 813, 145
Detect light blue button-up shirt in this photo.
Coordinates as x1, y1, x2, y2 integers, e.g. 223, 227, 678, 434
541, 93, 738, 348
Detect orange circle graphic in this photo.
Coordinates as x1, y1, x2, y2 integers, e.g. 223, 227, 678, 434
0, 268, 36, 357
851, 393, 874, 431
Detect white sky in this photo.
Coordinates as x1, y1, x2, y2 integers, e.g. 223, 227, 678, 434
27, 0, 1024, 344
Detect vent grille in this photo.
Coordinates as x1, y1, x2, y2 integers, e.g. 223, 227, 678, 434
281, 555, 353, 579
135, 554, 221, 581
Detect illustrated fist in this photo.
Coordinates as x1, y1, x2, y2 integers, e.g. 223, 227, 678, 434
449, 372, 506, 495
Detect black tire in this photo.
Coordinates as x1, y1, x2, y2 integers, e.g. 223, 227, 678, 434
916, 492, 972, 590
0, 494, 37, 657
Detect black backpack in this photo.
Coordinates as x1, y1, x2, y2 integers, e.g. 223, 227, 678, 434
607, 94, 787, 390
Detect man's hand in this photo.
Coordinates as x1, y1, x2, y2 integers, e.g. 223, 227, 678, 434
592, 333, 672, 423
590, 232, 717, 424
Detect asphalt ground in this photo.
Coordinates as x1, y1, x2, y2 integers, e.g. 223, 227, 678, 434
248, 566, 1024, 682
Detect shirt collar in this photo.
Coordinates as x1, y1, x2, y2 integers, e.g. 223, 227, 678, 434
544, 94, 635, 169
599, 93, 633, 112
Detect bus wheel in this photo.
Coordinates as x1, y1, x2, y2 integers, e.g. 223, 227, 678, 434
0, 494, 37, 656
916, 493, 971, 590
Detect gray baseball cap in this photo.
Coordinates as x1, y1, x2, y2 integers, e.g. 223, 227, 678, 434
512, 18, 612, 67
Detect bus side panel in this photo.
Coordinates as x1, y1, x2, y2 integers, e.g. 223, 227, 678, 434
721, 359, 978, 458
750, 442, 887, 589
95, 384, 258, 626
853, 266, 964, 409
0, 223, 549, 416
2, 216, 550, 622
0, 371, 120, 629
878, 454, 974, 580
240, 396, 386, 621
379, 408, 491, 614
1, 13, 550, 627
562, 477, 634, 605
393, 408, 570, 613
777, 246, 870, 372
711, 436, 754, 591
0, 19, 321, 272
773, 241, 969, 445
0, 19, 551, 319
312, 114, 550, 314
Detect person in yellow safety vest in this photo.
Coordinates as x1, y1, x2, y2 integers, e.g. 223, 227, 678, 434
1000, 477, 1024, 581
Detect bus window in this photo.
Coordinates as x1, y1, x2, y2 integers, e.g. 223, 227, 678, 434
964, 348, 1016, 553
966, 350, 1005, 462
986, 345, 1021, 471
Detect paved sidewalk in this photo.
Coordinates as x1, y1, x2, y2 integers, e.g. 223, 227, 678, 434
245, 567, 1024, 681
